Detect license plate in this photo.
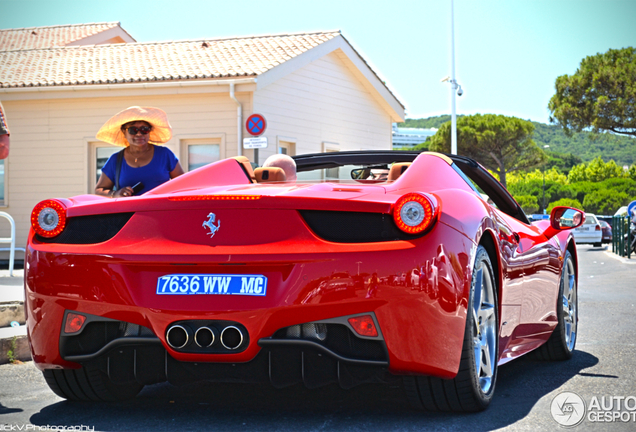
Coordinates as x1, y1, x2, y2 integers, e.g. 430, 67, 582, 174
156, 274, 267, 296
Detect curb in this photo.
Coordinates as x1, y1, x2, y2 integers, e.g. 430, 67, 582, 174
0, 327, 30, 364
0, 302, 25, 327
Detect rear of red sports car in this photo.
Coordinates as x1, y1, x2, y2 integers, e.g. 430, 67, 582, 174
25, 151, 580, 411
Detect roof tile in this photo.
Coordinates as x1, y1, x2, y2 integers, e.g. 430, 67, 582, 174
0, 22, 122, 51
0, 31, 341, 88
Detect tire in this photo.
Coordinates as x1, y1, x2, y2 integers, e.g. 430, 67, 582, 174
404, 245, 498, 412
535, 250, 577, 361
593, 242, 602, 247
43, 366, 143, 402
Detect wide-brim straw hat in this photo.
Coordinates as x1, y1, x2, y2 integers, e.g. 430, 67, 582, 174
96, 106, 172, 147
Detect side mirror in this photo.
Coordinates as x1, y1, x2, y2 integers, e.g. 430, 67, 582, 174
541, 206, 585, 240
551, 207, 585, 230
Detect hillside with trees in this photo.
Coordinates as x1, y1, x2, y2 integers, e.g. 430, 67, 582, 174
399, 116, 635, 167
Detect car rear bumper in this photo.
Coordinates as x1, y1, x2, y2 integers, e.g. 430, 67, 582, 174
25, 221, 474, 381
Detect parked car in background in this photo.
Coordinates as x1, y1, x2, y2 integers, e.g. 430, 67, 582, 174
573, 213, 603, 247
599, 220, 613, 244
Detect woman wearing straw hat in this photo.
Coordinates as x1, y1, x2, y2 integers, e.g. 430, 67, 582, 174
95, 106, 184, 197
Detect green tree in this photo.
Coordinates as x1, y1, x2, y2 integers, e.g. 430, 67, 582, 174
428, 114, 547, 188
545, 151, 582, 175
547, 198, 584, 213
549, 47, 636, 137
514, 195, 539, 215
583, 189, 630, 215
586, 157, 624, 182
568, 163, 588, 183
567, 157, 627, 182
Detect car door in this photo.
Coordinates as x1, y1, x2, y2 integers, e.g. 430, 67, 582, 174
493, 209, 560, 356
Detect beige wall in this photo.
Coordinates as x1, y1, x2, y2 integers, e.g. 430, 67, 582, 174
254, 50, 392, 161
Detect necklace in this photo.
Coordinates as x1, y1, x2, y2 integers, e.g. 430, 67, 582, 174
128, 146, 151, 163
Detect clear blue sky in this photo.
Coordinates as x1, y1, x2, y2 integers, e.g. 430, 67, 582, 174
1, 0, 634, 124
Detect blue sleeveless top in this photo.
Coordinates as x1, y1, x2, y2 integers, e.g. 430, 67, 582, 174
102, 145, 178, 195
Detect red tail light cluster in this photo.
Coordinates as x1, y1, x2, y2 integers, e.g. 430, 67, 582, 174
64, 312, 87, 334
348, 315, 378, 337
31, 199, 67, 238
392, 193, 438, 235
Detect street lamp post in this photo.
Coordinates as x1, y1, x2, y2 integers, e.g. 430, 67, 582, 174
542, 145, 550, 214
444, 0, 463, 155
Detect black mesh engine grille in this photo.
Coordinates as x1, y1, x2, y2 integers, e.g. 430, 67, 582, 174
36, 212, 134, 244
299, 210, 422, 243
274, 324, 387, 361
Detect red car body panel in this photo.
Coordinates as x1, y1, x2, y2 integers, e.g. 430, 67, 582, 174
25, 152, 578, 386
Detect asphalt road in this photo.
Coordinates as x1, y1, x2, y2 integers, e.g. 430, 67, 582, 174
1, 245, 635, 431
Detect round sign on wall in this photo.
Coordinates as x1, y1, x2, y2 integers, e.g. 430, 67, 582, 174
246, 114, 267, 136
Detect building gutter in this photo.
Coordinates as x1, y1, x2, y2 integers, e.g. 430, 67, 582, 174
229, 82, 243, 157
0, 78, 256, 93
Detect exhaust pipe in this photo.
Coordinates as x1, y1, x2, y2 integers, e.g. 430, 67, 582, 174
220, 326, 244, 350
166, 324, 191, 349
194, 326, 216, 347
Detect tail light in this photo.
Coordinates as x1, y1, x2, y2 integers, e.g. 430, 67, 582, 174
393, 192, 438, 235
595, 225, 601, 231
31, 199, 67, 238
64, 312, 87, 334
348, 315, 378, 337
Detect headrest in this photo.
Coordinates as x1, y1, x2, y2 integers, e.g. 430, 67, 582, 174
254, 167, 287, 182
231, 156, 256, 183
388, 163, 411, 181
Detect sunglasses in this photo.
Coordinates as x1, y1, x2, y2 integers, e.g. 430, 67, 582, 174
126, 126, 152, 135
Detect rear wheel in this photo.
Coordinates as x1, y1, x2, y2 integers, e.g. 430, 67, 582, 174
404, 245, 498, 412
43, 366, 143, 402
535, 250, 577, 360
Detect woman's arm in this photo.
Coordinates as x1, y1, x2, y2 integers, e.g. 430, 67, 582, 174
170, 161, 185, 179
95, 173, 133, 198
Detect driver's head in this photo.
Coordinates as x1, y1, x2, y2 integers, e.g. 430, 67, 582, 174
263, 154, 297, 181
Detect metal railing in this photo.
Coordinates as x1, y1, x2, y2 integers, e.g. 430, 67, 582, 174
611, 215, 633, 259
0, 211, 25, 276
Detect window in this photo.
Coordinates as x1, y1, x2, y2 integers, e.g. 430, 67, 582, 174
180, 137, 224, 172
276, 136, 297, 156
89, 142, 119, 193
187, 144, 220, 171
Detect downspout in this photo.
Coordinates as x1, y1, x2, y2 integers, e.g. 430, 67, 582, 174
229, 82, 242, 157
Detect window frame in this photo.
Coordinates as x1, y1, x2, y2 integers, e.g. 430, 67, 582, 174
88, 141, 120, 194
179, 134, 226, 173
276, 136, 297, 156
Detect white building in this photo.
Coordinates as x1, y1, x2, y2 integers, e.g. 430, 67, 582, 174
391, 124, 437, 148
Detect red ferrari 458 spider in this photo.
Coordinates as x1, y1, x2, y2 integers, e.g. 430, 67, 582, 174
26, 151, 583, 412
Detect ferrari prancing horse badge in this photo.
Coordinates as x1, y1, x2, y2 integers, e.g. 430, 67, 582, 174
203, 213, 220, 237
